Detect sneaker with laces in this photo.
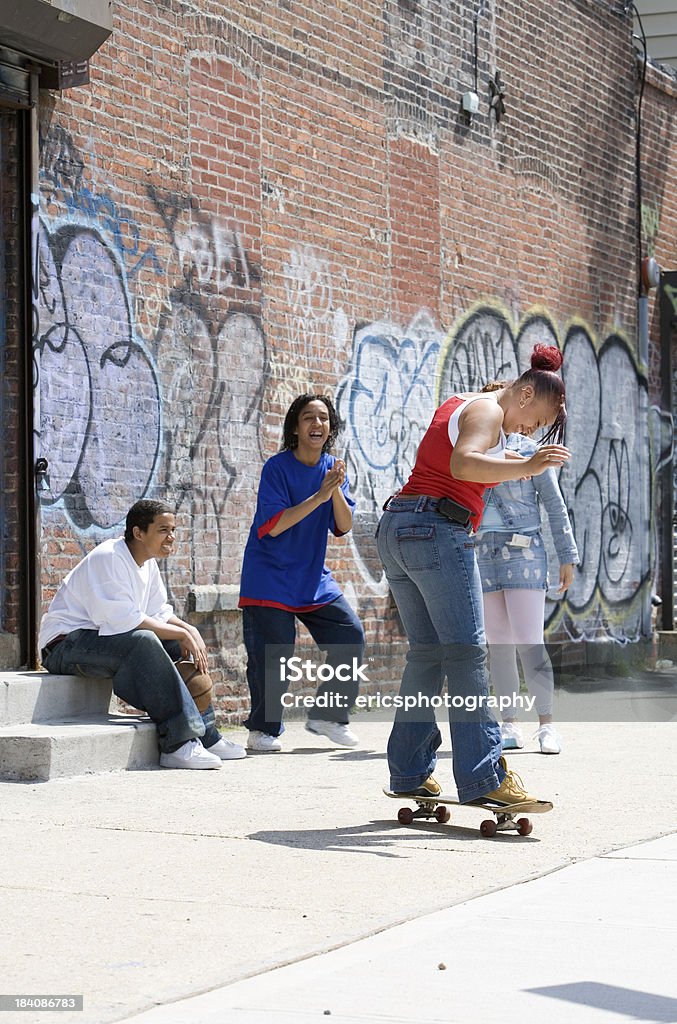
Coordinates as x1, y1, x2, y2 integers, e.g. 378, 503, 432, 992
247, 730, 282, 752
305, 719, 359, 747
535, 723, 561, 754
394, 775, 442, 798
206, 736, 247, 760
500, 721, 524, 750
159, 738, 222, 770
471, 756, 550, 808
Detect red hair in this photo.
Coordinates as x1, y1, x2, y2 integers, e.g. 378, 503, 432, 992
530, 343, 563, 373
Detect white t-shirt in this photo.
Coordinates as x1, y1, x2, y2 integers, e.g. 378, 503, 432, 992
447, 394, 506, 455
39, 538, 173, 649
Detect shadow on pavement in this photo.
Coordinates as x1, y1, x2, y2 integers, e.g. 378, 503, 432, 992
527, 981, 677, 1022
246, 819, 538, 856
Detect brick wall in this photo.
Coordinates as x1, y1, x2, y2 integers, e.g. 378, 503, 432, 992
33, 1, 677, 719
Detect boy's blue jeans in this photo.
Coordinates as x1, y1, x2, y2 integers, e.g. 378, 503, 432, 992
42, 628, 220, 754
242, 595, 365, 736
376, 497, 504, 803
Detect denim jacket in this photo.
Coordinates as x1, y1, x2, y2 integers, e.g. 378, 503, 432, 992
479, 434, 579, 566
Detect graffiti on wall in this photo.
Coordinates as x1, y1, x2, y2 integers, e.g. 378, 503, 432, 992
438, 306, 652, 640
557, 327, 650, 639
36, 128, 266, 580
272, 246, 351, 408
335, 302, 651, 640
336, 310, 443, 585
282, 246, 349, 354
148, 186, 266, 575
36, 124, 654, 638
36, 221, 161, 530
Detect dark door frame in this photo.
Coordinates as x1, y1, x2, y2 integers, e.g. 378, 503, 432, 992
0, 72, 38, 668
660, 270, 677, 631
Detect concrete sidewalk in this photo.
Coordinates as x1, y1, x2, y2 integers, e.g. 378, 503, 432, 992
0, 717, 675, 1024
124, 833, 677, 1024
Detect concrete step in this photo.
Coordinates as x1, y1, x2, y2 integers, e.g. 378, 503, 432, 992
0, 716, 159, 781
0, 672, 159, 781
0, 671, 113, 727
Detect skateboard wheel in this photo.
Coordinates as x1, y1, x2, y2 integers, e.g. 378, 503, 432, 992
435, 806, 451, 824
517, 817, 533, 836
398, 807, 414, 825
480, 818, 497, 838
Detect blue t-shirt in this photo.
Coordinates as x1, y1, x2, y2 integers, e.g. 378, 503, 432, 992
239, 449, 355, 611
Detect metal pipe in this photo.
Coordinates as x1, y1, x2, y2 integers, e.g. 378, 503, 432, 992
19, 68, 40, 668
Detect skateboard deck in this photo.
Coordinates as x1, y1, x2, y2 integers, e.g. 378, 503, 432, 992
383, 788, 553, 837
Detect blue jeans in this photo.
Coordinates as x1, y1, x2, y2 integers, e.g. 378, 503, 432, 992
42, 629, 220, 754
376, 496, 504, 802
242, 595, 365, 736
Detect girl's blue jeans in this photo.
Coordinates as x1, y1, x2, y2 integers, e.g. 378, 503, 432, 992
377, 496, 504, 802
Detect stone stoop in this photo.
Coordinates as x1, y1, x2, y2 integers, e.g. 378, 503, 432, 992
0, 672, 158, 782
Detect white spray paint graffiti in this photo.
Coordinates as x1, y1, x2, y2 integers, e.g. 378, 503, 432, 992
437, 306, 651, 641
559, 329, 650, 639
175, 220, 252, 293
155, 300, 265, 578
37, 220, 161, 531
282, 246, 349, 362
143, 186, 267, 581
336, 310, 442, 584
36, 129, 266, 583
267, 352, 314, 412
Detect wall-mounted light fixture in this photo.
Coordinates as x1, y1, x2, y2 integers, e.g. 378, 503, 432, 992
463, 2, 506, 124
641, 255, 661, 291
462, 91, 480, 115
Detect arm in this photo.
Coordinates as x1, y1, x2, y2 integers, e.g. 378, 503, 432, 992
450, 401, 570, 483
268, 461, 347, 537
331, 460, 353, 534
332, 486, 353, 534
136, 613, 209, 673
136, 561, 208, 670
532, 466, 579, 570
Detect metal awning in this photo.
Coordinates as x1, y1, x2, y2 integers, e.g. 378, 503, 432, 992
0, 0, 112, 65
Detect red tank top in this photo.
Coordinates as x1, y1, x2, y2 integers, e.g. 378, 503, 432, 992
401, 395, 503, 529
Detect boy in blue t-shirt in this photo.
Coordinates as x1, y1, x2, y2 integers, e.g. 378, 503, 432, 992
239, 394, 364, 751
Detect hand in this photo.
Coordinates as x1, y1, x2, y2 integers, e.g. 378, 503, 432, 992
179, 627, 209, 673
526, 445, 571, 476
317, 460, 346, 502
558, 563, 575, 593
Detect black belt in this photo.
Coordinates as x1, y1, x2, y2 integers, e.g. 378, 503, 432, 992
382, 493, 472, 528
42, 634, 67, 657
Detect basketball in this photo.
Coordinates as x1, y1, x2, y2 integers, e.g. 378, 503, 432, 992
176, 660, 213, 712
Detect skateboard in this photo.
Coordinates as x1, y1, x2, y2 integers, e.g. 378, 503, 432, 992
383, 789, 553, 837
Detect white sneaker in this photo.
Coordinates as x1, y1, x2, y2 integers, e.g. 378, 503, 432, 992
206, 736, 247, 760
305, 719, 359, 747
500, 721, 524, 750
247, 730, 282, 753
159, 738, 222, 770
536, 724, 561, 754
